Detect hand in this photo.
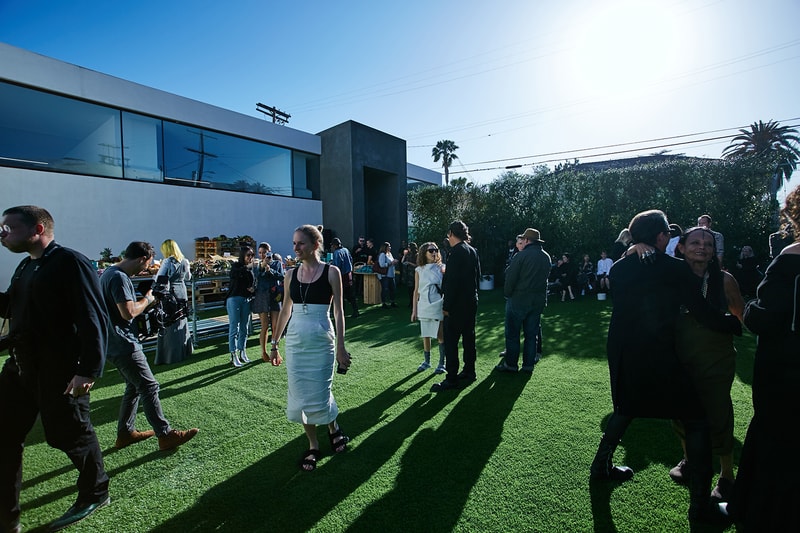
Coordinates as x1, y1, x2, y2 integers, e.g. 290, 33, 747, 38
64, 375, 95, 397
336, 347, 351, 371
264, 348, 283, 366
411, 311, 417, 321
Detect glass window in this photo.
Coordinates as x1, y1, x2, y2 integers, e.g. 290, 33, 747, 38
122, 112, 163, 182
163, 122, 293, 195
0, 82, 122, 178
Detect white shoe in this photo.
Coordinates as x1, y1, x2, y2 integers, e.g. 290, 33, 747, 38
231, 352, 243, 367
238, 350, 251, 363
434, 365, 446, 374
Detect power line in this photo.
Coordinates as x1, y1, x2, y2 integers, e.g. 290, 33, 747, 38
444, 119, 800, 176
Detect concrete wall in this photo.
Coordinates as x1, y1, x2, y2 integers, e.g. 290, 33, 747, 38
318, 121, 408, 250
0, 168, 321, 288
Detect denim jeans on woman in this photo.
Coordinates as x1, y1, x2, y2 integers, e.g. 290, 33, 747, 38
380, 276, 396, 304
226, 295, 251, 353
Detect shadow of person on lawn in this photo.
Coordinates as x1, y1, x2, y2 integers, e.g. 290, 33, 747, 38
148, 370, 466, 532
344, 371, 531, 532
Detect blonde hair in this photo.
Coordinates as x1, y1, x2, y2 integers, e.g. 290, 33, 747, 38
160, 239, 184, 262
295, 224, 323, 259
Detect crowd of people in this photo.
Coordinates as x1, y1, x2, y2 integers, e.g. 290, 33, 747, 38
2, 182, 799, 529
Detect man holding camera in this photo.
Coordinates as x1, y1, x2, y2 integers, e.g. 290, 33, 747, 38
100, 241, 198, 452
0, 205, 110, 533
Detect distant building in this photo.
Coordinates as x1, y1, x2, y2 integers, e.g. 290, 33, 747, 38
0, 43, 440, 287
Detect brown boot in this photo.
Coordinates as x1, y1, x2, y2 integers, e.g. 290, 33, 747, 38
158, 428, 199, 451
115, 430, 156, 449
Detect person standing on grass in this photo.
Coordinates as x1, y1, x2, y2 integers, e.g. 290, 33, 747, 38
331, 238, 359, 318
722, 184, 800, 529
431, 220, 481, 392
495, 228, 550, 373
411, 242, 446, 374
589, 209, 741, 526
268, 224, 351, 472
252, 242, 284, 361
226, 245, 255, 366
667, 226, 744, 503
100, 241, 198, 452
0, 205, 110, 533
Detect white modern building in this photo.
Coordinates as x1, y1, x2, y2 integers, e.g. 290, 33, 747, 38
0, 43, 440, 288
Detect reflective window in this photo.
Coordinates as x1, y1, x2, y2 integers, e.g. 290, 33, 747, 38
122, 112, 163, 182
0, 82, 122, 178
163, 122, 293, 195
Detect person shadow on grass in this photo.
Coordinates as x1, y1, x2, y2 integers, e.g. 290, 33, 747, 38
148, 369, 467, 532
343, 371, 531, 532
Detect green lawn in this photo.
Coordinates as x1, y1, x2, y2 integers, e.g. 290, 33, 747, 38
18, 289, 753, 532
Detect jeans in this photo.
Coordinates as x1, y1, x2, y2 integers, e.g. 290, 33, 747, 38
227, 296, 251, 352
503, 301, 543, 368
108, 349, 171, 437
380, 276, 396, 304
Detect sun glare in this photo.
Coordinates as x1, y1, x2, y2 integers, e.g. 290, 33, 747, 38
564, 0, 686, 101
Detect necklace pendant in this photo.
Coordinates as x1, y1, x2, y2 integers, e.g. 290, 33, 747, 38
303, 303, 308, 314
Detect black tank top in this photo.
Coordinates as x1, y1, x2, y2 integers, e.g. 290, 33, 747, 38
290, 264, 332, 304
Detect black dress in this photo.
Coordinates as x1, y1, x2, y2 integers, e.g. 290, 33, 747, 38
727, 253, 800, 529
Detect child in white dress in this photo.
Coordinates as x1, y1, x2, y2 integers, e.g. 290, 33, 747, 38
410, 242, 446, 373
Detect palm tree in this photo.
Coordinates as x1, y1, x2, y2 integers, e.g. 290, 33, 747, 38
432, 140, 459, 186
722, 120, 800, 225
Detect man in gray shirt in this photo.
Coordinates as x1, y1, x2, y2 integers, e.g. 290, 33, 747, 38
100, 241, 198, 451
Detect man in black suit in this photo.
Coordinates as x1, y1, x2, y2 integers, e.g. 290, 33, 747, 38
589, 209, 741, 525
431, 220, 481, 392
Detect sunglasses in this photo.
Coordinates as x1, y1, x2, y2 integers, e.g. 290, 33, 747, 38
427, 248, 439, 254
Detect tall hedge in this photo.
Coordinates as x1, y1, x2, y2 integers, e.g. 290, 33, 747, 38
408, 158, 775, 278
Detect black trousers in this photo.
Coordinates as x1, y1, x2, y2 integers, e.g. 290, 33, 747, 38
443, 308, 477, 383
0, 357, 109, 527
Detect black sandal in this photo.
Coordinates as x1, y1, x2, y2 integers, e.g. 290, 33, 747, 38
299, 449, 321, 471
328, 429, 350, 454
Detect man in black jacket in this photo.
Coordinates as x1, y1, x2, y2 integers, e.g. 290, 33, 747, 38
590, 209, 741, 525
0, 205, 110, 533
431, 220, 481, 392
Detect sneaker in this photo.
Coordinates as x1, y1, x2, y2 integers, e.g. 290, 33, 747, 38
711, 477, 734, 502
115, 429, 156, 449
434, 365, 446, 374
668, 458, 690, 485
158, 428, 199, 451
417, 361, 431, 372
494, 360, 518, 372
47, 496, 110, 532
431, 380, 459, 392
498, 350, 506, 358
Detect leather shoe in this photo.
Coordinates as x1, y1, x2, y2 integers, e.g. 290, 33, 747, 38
430, 380, 459, 392
158, 428, 199, 451
495, 361, 518, 372
115, 429, 156, 449
47, 496, 110, 532
457, 370, 476, 383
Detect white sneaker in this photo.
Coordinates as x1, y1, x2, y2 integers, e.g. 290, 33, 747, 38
434, 365, 446, 374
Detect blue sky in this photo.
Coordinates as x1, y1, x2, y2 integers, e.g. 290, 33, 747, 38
2, 0, 799, 194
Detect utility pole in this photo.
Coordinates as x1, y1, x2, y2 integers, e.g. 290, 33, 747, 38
256, 103, 291, 125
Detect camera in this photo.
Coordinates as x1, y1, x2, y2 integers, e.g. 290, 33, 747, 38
135, 276, 192, 340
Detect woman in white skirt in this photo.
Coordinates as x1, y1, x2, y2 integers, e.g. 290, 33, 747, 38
411, 242, 446, 373
268, 224, 352, 471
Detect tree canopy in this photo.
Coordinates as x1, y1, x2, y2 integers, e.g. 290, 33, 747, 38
409, 157, 775, 279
